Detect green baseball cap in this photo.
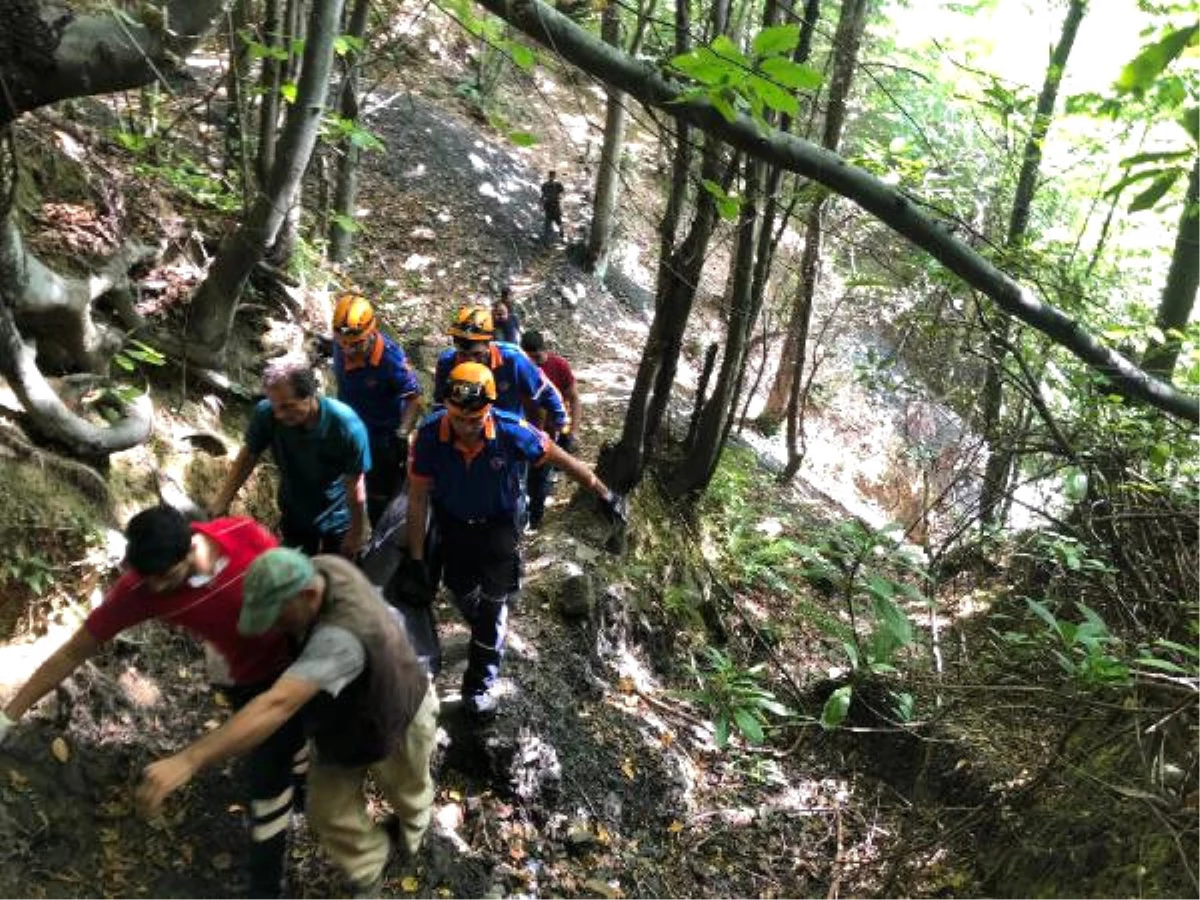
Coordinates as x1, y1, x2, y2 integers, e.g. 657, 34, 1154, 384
239, 548, 316, 635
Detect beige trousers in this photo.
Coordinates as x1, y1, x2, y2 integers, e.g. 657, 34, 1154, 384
307, 685, 440, 885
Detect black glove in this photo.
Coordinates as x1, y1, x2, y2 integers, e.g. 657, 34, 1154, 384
556, 431, 577, 454
401, 557, 436, 607
602, 491, 628, 526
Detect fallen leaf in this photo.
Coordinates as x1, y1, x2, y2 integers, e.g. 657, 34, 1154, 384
618, 676, 635, 694
50, 737, 70, 763
583, 877, 623, 898
668, 820, 684, 833
401, 876, 419, 892
660, 731, 675, 748
620, 757, 635, 780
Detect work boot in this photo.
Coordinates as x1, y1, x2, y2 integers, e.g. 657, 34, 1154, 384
463, 691, 499, 722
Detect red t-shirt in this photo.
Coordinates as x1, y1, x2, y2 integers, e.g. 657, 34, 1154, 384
539, 352, 575, 395
84, 517, 290, 684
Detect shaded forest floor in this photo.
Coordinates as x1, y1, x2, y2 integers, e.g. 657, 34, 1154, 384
0, 14, 1195, 900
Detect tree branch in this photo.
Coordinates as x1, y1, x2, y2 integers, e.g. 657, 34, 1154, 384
476, 0, 1199, 423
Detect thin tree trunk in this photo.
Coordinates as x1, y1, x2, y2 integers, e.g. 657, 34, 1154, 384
671, 154, 764, 497
256, 0, 284, 188
979, 0, 1087, 527
189, 0, 346, 358
1142, 159, 1199, 379
328, 0, 372, 263
777, 0, 870, 481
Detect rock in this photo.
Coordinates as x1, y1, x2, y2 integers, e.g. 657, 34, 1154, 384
410, 226, 437, 241
557, 573, 594, 619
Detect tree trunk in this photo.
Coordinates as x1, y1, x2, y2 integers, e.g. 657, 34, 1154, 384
224, 0, 253, 191
478, 0, 1199, 421
328, 0, 372, 263
585, 0, 654, 277
774, 0, 869, 481
670, 155, 763, 497
189, 0, 346, 358
979, 0, 1087, 527
1142, 159, 1199, 380
257, 0, 285, 187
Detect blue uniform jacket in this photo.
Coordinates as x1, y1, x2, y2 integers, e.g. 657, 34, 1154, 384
433, 342, 568, 432
409, 408, 548, 522
333, 333, 421, 441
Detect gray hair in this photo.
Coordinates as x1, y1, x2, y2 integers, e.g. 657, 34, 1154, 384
263, 355, 318, 398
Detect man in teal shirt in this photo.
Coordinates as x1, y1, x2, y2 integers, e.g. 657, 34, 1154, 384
212, 357, 371, 557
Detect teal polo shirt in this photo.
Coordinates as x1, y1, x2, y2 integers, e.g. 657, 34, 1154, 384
245, 396, 371, 536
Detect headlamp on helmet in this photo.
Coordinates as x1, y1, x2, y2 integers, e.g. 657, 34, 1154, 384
447, 305, 494, 342
446, 362, 496, 416
333, 294, 378, 344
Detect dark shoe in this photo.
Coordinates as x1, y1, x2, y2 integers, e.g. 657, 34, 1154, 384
463, 692, 499, 722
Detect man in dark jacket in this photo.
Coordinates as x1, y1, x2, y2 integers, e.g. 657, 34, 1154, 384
540, 170, 564, 243
137, 549, 439, 898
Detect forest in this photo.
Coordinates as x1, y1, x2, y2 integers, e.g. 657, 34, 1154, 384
0, 0, 1195, 897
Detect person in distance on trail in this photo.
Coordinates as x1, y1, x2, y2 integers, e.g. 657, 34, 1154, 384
404, 362, 625, 721
211, 356, 371, 558
492, 286, 521, 345
520, 329, 583, 531
329, 292, 423, 526
137, 547, 439, 900
540, 169, 565, 243
0, 505, 305, 899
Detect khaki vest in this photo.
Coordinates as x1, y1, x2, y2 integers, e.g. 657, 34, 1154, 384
303, 555, 428, 765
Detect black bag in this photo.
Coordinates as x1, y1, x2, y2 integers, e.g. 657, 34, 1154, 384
360, 494, 443, 676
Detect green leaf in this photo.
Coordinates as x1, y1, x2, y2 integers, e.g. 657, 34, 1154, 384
329, 212, 362, 234
333, 34, 365, 56
1155, 638, 1200, 660
670, 49, 732, 85
714, 714, 731, 748
1129, 170, 1180, 212
1136, 656, 1190, 674
732, 708, 765, 744
752, 24, 800, 58
701, 178, 741, 219
1026, 597, 1059, 630
1178, 106, 1199, 143
1115, 25, 1198, 94
748, 75, 799, 117
280, 82, 298, 104
113, 353, 135, 371
820, 685, 852, 730
710, 34, 748, 68
759, 56, 822, 90
891, 691, 915, 722
508, 42, 535, 71
507, 130, 539, 147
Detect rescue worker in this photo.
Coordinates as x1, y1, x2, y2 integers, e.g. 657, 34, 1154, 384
0, 506, 305, 898
137, 548, 439, 900
433, 305, 569, 529
405, 363, 625, 720
520, 330, 582, 530
330, 293, 423, 525
211, 356, 371, 557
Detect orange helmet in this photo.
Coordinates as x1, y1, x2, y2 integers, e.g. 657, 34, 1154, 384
445, 362, 496, 417
333, 293, 377, 344
447, 305, 494, 342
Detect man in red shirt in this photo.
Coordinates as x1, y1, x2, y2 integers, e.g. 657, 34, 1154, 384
520, 330, 582, 530
0, 506, 304, 898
